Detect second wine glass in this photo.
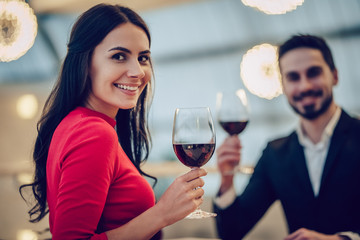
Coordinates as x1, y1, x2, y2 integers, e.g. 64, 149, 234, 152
172, 107, 216, 219
216, 89, 254, 175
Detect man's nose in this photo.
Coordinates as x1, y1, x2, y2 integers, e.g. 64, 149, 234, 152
298, 77, 312, 92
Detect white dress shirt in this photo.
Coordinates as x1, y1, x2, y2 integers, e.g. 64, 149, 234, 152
296, 106, 341, 196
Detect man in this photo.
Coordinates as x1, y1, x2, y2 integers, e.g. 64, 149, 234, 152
214, 34, 360, 240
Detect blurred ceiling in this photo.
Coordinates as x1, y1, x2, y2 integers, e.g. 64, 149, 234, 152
0, 0, 204, 83
29, 0, 201, 13
0, 0, 360, 83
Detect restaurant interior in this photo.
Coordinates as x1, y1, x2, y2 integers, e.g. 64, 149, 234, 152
0, 0, 359, 239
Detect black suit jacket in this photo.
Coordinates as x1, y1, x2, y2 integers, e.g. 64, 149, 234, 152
214, 110, 360, 239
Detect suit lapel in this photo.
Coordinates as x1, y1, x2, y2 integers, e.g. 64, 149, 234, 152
319, 110, 352, 193
289, 133, 315, 197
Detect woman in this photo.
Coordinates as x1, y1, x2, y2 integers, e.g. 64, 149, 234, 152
20, 4, 206, 240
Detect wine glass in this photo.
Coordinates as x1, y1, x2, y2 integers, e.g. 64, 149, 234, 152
172, 107, 217, 219
216, 89, 254, 175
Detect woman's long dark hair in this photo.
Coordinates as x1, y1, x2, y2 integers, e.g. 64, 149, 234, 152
19, 3, 156, 223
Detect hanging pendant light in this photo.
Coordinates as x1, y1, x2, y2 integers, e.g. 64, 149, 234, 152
240, 43, 282, 100
0, 0, 38, 62
241, 0, 304, 15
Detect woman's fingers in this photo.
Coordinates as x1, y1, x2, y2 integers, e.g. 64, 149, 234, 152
187, 177, 205, 190
157, 169, 210, 225
169, 169, 206, 200
191, 187, 205, 199
179, 170, 206, 201
180, 168, 207, 182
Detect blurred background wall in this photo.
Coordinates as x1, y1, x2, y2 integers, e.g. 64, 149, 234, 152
0, 0, 359, 239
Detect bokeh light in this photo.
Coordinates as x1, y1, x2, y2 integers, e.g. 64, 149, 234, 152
241, 0, 304, 15
0, 0, 38, 62
240, 43, 282, 100
16, 94, 38, 119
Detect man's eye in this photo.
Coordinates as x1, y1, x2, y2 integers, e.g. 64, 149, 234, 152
286, 72, 300, 81
307, 67, 322, 78
112, 53, 126, 61
138, 55, 150, 63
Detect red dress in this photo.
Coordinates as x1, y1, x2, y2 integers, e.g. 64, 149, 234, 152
47, 107, 156, 240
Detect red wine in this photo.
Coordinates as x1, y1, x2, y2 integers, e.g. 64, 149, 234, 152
173, 143, 215, 168
220, 121, 248, 135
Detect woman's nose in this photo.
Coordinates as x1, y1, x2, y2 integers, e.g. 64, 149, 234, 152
127, 60, 145, 79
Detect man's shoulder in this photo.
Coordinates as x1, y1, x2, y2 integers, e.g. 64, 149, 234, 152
267, 131, 297, 151
258, 132, 299, 162
349, 113, 360, 126
338, 109, 360, 132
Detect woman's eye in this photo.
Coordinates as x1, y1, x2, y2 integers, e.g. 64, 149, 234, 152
138, 55, 150, 63
112, 53, 126, 61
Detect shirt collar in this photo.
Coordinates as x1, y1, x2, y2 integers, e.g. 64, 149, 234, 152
297, 107, 341, 148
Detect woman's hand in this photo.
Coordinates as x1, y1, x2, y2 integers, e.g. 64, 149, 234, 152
156, 168, 207, 225
106, 168, 207, 240
216, 136, 241, 195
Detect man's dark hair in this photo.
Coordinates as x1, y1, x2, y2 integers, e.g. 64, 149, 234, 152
278, 34, 336, 70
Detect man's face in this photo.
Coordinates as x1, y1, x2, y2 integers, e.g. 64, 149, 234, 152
279, 47, 338, 120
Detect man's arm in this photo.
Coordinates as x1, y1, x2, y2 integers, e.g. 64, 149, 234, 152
284, 228, 360, 240
214, 137, 277, 239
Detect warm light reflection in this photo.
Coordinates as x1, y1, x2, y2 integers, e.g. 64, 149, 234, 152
16, 94, 38, 119
17, 172, 33, 185
236, 89, 248, 107
240, 43, 282, 100
17, 229, 38, 240
0, 0, 38, 62
241, 0, 304, 15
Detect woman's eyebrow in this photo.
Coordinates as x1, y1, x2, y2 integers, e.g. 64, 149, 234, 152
108, 47, 151, 55
108, 46, 131, 53
140, 50, 151, 55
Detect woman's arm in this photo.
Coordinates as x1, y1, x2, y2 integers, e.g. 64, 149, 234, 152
106, 168, 207, 240
51, 119, 207, 239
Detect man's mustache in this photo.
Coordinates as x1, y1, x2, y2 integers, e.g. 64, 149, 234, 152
293, 90, 323, 101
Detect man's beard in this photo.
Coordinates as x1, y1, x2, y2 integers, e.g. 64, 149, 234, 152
290, 90, 333, 120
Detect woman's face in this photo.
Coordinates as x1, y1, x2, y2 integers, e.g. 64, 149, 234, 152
87, 23, 151, 118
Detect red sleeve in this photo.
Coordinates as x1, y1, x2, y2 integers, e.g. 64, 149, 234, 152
52, 119, 117, 240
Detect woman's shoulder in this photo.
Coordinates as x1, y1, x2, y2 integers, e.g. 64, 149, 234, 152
51, 108, 120, 165
58, 107, 118, 142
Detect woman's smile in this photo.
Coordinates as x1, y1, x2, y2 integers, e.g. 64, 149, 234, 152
113, 83, 139, 91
